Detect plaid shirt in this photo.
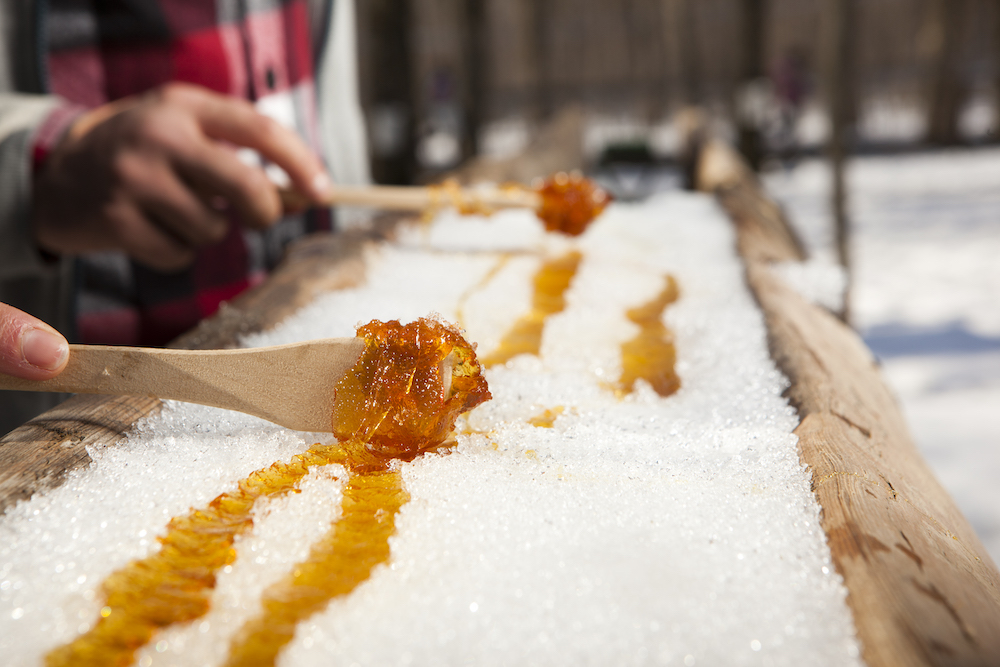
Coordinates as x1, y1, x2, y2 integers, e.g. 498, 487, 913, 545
37, 0, 332, 346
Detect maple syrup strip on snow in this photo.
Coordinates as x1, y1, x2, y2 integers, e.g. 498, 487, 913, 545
47, 318, 490, 667
225, 465, 408, 667
481, 250, 582, 368
44, 444, 350, 667
617, 275, 681, 397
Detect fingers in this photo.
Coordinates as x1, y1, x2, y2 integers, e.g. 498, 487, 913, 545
177, 86, 331, 203
121, 153, 230, 246
31, 83, 328, 275
173, 141, 283, 230
0, 303, 69, 380
104, 198, 198, 272
154, 84, 330, 227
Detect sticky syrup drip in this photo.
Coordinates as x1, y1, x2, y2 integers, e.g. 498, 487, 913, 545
534, 172, 611, 236
617, 275, 681, 397
481, 251, 582, 368
425, 178, 498, 219
47, 318, 489, 667
225, 318, 489, 665
528, 406, 565, 428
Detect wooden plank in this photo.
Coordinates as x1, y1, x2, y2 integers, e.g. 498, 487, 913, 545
697, 139, 1000, 667
0, 229, 376, 515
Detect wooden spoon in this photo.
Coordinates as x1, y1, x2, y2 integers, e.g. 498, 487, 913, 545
281, 174, 612, 237
281, 183, 541, 213
0, 339, 366, 432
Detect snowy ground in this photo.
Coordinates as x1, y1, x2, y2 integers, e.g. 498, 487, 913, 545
763, 147, 1000, 567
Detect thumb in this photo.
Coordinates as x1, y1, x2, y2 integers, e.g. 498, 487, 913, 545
0, 303, 69, 380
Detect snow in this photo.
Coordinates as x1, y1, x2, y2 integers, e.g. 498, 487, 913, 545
764, 146, 1000, 567
1, 194, 861, 666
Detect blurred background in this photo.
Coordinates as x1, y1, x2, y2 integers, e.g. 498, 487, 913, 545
355, 0, 999, 180
349, 0, 1000, 565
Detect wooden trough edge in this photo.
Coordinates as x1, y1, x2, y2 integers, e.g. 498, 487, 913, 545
696, 138, 1000, 667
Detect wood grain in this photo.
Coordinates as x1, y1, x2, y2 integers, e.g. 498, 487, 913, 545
698, 139, 1000, 666
0, 229, 375, 515
0, 394, 161, 514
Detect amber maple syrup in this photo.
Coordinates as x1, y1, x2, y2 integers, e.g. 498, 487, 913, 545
528, 406, 565, 428
617, 275, 681, 397
534, 172, 611, 236
224, 466, 408, 667
482, 251, 582, 368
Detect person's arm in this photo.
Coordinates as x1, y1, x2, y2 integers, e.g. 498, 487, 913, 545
0, 301, 68, 380
31, 82, 332, 272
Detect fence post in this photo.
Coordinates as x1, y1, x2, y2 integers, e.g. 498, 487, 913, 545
821, 0, 855, 323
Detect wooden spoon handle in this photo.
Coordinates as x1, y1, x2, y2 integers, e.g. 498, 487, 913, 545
0, 339, 365, 432
282, 184, 541, 212
2, 344, 162, 396
0, 344, 282, 397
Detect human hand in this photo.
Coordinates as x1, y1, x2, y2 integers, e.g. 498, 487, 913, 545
0, 302, 69, 380
32, 83, 331, 272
